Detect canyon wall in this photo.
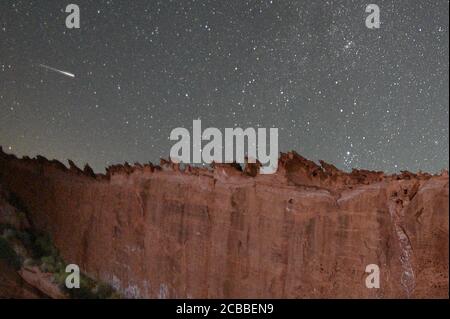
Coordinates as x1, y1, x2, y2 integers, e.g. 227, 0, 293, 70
0, 147, 448, 298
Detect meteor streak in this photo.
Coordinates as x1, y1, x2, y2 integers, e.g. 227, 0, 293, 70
38, 64, 75, 78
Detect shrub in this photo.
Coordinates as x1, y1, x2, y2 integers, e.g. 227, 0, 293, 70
0, 237, 21, 270
40, 255, 58, 273
32, 233, 57, 258
2, 228, 17, 240
23, 257, 38, 267
0, 225, 121, 299
15, 231, 32, 247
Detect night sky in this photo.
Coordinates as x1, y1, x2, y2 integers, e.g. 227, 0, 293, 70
1, 0, 448, 173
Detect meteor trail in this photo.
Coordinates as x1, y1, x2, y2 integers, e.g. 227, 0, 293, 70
38, 64, 75, 78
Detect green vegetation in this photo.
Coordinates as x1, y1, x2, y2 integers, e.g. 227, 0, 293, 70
32, 233, 58, 259
0, 223, 120, 299
0, 236, 21, 270
62, 274, 120, 299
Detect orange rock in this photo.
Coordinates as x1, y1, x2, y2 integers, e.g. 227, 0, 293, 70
0, 147, 447, 298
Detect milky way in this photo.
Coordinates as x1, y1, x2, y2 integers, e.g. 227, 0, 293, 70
0, 0, 448, 173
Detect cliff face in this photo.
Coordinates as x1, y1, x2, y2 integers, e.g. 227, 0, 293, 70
0, 147, 448, 298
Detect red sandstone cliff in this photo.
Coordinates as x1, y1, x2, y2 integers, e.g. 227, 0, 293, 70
0, 147, 448, 298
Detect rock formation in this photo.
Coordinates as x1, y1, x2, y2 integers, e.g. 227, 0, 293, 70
0, 146, 448, 298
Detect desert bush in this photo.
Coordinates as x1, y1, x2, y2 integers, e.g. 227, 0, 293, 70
23, 257, 38, 267
0, 224, 121, 299
2, 228, 17, 240
32, 233, 58, 258
0, 237, 21, 270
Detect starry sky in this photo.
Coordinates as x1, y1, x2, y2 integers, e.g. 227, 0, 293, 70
1, 0, 448, 173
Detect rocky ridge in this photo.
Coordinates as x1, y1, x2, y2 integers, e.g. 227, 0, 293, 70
0, 146, 448, 298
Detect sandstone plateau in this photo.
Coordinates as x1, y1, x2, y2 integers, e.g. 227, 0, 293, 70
0, 146, 448, 298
